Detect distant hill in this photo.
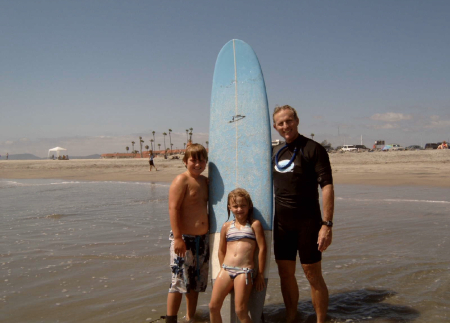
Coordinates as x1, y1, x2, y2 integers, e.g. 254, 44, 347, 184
3, 153, 42, 160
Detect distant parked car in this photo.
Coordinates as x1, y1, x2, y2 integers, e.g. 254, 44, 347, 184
390, 144, 405, 151
425, 143, 439, 149
341, 145, 357, 152
355, 145, 369, 152
406, 145, 423, 150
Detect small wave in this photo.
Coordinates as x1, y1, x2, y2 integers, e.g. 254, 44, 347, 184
0, 180, 81, 187
336, 197, 450, 204
45, 213, 75, 219
1, 179, 170, 188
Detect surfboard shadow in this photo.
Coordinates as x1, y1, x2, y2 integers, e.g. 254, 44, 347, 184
209, 162, 225, 204
262, 288, 420, 322
253, 207, 269, 229
208, 162, 225, 232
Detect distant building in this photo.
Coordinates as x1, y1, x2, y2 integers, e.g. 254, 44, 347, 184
272, 139, 284, 146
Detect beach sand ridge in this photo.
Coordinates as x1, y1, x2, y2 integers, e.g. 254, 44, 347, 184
1, 150, 449, 187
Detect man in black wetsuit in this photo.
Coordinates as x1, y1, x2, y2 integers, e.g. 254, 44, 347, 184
272, 105, 334, 323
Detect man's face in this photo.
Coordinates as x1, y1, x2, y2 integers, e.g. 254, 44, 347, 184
273, 109, 299, 143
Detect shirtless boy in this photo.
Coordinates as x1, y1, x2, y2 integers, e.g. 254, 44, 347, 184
166, 144, 209, 323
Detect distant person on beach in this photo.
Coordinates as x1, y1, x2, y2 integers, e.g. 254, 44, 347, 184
272, 105, 334, 323
166, 144, 209, 323
209, 188, 267, 323
437, 141, 448, 149
149, 150, 157, 171
6, 153, 8, 160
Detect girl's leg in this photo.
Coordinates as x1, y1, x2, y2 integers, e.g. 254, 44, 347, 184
209, 269, 234, 323
233, 274, 254, 323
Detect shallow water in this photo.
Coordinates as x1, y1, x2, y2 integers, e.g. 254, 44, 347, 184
0, 179, 449, 322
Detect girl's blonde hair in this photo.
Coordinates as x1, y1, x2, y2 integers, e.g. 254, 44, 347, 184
227, 188, 254, 224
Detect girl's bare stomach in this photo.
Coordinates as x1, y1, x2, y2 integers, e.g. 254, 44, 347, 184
223, 240, 256, 268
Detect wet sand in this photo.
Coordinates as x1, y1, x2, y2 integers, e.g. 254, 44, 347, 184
1, 150, 450, 186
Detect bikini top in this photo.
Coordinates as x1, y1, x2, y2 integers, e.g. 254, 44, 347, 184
226, 220, 256, 242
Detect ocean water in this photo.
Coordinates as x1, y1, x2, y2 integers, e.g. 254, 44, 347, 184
0, 179, 449, 323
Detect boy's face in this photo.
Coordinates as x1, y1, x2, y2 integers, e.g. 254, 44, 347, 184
184, 156, 207, 176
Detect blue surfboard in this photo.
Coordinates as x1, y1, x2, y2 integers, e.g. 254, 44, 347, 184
209, 39, 272, 323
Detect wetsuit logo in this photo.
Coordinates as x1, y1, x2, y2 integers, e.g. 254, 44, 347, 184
274, 160, 294, 173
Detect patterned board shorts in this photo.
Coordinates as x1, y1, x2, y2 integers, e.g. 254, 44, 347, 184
168, 231, 209, 293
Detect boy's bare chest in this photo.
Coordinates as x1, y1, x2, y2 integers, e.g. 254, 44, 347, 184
185, 180, 207, 200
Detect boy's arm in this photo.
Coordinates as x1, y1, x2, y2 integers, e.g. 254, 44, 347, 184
218, 223, 229, 266
169, 175, 188, 257
253, 220, 267, 291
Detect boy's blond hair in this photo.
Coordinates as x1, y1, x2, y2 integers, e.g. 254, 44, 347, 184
227, 188, 254, 224
183, 143, 208, 164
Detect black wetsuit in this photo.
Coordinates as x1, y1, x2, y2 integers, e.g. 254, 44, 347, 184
272, 134, 333, 264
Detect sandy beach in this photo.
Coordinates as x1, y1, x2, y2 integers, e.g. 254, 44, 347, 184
1, 150, 450, 187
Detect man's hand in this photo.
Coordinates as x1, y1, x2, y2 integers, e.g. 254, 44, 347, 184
254, 274, 266, 292
174, 238, 186, 257
317, 226, 332, 252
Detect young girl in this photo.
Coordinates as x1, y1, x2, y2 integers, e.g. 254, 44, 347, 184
209, 188, 267, 323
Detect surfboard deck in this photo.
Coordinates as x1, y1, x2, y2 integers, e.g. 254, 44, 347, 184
209, 39, 272, 323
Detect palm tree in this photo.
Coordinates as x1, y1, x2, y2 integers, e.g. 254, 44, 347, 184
158, 143, 161, 151
170, 143, 173, 153
189, 127, 193, 141
168, 129, 172, 155
186, 129, 189, 143
152, 131, 156, 147
206, 141, 209, 150
163, 132, 167, 155
126, 146, 129, 154
139, 136, 144, 158
183, 143, 186, 150
150, 139, 154, 151
311, 133, 315, 140
145, 145, 149, 152
131, 141, 135, 156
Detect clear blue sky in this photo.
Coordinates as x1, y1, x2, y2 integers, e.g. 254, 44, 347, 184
1, 0, 449, 156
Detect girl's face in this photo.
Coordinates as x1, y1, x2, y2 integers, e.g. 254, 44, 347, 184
228, 196, 249, 222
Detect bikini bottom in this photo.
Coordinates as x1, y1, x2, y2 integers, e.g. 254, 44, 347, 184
222, 264, 254, 285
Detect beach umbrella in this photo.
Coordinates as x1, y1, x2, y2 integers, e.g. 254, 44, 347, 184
48, 147, 67, 158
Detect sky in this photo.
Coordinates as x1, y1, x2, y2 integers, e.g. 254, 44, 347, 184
1, 0, 449, 157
